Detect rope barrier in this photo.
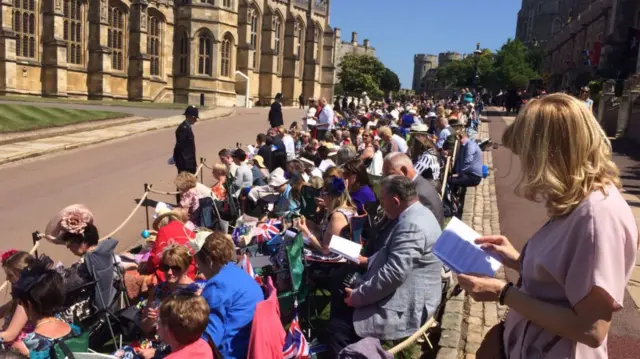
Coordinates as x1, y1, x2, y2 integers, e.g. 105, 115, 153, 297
202, 158, 213, 170
147, 187, 179, 196
388, 317, 436, 354
440, 156, 452, 199
195, 163, 204, 176
99, 190, 149, 241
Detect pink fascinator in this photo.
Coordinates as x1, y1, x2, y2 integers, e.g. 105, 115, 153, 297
44, 204, 94, 245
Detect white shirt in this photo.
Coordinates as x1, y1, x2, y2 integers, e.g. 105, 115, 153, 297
391, 134, 408, 154
318, 105, 335, 130
311, 167, 323, 178
282, 135, 296, 155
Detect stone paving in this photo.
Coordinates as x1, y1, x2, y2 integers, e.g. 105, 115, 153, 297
436, 121, 506, 359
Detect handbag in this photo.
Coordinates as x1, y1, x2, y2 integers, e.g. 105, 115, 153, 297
476, 320, 507, 359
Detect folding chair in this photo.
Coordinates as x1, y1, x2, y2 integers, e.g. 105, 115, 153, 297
349, 213, 368, 245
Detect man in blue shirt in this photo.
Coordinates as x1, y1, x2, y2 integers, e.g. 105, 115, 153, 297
450, 127, 483, 188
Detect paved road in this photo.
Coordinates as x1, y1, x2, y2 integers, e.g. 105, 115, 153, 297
0, 107, 300, 271
488, 111, 640, 359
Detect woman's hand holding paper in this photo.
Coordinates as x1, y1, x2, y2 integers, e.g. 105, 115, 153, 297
475, 235, 521, 271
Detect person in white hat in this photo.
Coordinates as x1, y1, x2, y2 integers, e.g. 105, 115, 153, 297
409, 123, 441, 187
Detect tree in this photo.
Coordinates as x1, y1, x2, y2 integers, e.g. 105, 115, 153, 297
338, 53, 385, 96
380, 67, 401, 94
493, 39, 539, 89
436, 49, 495, 89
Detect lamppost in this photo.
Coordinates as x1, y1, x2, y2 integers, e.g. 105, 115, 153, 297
472, 42, 482, 91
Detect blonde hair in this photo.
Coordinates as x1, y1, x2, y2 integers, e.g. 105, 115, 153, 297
377, 126, 392, 138
162, 245, 192, 272
2, 251, 34, 282
175, 172, 197, 193
502, 93, 620, 218
212, 163, 228, 177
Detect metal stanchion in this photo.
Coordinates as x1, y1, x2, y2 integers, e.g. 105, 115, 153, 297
200, 157, 205, 183
144, 183, 151, 229
31, 231, 40, 259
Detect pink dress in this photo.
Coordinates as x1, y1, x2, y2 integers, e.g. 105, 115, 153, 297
503, 185, 638, 358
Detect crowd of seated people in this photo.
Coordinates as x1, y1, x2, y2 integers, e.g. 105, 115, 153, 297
0, 93, 490, 359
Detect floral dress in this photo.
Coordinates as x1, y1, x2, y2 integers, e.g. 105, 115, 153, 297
24, 323, 83, 359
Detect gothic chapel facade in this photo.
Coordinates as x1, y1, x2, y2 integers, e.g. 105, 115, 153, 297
0, 0, 337, 105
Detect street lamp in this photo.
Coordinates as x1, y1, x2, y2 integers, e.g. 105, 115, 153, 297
472, 42, 482, 91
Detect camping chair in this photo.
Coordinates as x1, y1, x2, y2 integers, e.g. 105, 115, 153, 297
299, 185, 320, 222
350, 213, 368, 245
73, 353, 118, 359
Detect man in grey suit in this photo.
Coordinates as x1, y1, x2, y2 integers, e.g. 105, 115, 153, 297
328, 175, 442, 354
383, 153, 444, 228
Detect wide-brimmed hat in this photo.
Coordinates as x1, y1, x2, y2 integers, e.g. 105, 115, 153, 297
152, 208, 187, 231
410, 123, 429, 134
252, 155, 266, 168
44, 204, 94, 245
427, 112, 437, 118
409, 109, 417, 115
268, 168, 288, 187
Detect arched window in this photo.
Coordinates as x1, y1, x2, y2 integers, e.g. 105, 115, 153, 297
552, 18, 562, 35
198, 33, 212, 76
13, 0, 36, 58
148, 15, 161, 76
223, 0, 231, 8
315, 27, 321, 61
297, 24, 303, 57
63, 0, 83, 65
108, 5, 125, 71
178, 31, 189, 75
274, 17, 282, 72
220, 34, 232, 77
250, 11, 258, 68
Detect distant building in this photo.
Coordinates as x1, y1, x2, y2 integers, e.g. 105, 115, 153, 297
334, 30, 376, 84
412, 52, 462, 92
515, 0, 563, 46
542, 0, 640, 91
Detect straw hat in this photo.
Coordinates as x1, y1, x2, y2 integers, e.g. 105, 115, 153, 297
252, 155, 266, 169
152, 208, 187, 231
410, 123, 429, 134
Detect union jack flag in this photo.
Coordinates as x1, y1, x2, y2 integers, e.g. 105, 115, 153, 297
240, 253, 255, 279
283, 301, 309, 359
255, 219, 282, 244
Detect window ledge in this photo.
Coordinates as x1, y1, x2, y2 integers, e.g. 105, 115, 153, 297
16, 58, 40, 66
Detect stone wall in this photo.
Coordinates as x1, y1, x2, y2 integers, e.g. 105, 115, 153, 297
436, 122, 507, 359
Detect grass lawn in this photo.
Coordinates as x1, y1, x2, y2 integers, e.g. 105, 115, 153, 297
0, 104, 129, 133
0, 95, 205, 110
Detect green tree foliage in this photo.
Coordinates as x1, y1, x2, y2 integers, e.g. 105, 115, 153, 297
380, 67, 401, 94
338, 54, 386, 97
435, 38, 541, 91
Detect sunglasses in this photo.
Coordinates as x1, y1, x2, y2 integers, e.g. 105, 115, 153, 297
160, 264, 183, 272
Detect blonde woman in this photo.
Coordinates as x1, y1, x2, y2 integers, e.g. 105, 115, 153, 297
175, 172, 202, 220
211, 164, 228, 201
458, 94, 637, 359
297, 168, 357, 254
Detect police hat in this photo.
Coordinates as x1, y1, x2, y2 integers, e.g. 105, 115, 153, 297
184, 105, 199, 118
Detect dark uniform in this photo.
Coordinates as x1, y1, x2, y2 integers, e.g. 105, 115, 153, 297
173, 106, 198, 174
269, 93, 284, 128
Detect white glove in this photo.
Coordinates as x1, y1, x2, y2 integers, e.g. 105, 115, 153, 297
168, 157, 175, 165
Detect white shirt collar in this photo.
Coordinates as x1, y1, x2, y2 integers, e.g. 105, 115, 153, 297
399, 201, 419, 221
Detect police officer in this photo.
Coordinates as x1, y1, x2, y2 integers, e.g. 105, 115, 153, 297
173, 105, 198, 174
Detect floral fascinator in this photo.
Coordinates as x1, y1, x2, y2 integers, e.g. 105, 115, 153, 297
1, 249, 19, 265
328, 177, 346, 195
44, 204, 94, 245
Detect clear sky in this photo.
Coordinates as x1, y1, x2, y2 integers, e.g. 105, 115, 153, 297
329, 0, 521, 89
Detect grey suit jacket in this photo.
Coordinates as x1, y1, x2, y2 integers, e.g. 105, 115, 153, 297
414, 175, 444, 228
351, 202, 443, 340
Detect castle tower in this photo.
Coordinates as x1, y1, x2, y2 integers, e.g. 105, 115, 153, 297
412, 54, 438, 92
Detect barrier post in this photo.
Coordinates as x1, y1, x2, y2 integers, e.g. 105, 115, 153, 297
31, 231, 40, 259
144, 183, 150, 229
200, 157, 205, 183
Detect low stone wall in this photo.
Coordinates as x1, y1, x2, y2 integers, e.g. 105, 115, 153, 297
435, 122, 507, 359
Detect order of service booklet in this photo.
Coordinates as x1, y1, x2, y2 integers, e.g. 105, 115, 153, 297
328, 235, 361, 264
433, 217, 502, 277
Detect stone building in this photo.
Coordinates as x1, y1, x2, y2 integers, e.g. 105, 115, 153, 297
412, 54, 437, 92
543, 0, 640, 91
333, 30, 374, 81
0, 0, 338, 106
515, 0, 564, 46
438, 51, 461, 67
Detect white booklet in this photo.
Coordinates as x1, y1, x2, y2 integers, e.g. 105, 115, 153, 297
433, 217, 502, 277
329, 235, 361, 263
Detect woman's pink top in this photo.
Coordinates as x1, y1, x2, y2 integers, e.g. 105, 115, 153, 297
164, 338, 213, 359
503, 185, 638, 358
